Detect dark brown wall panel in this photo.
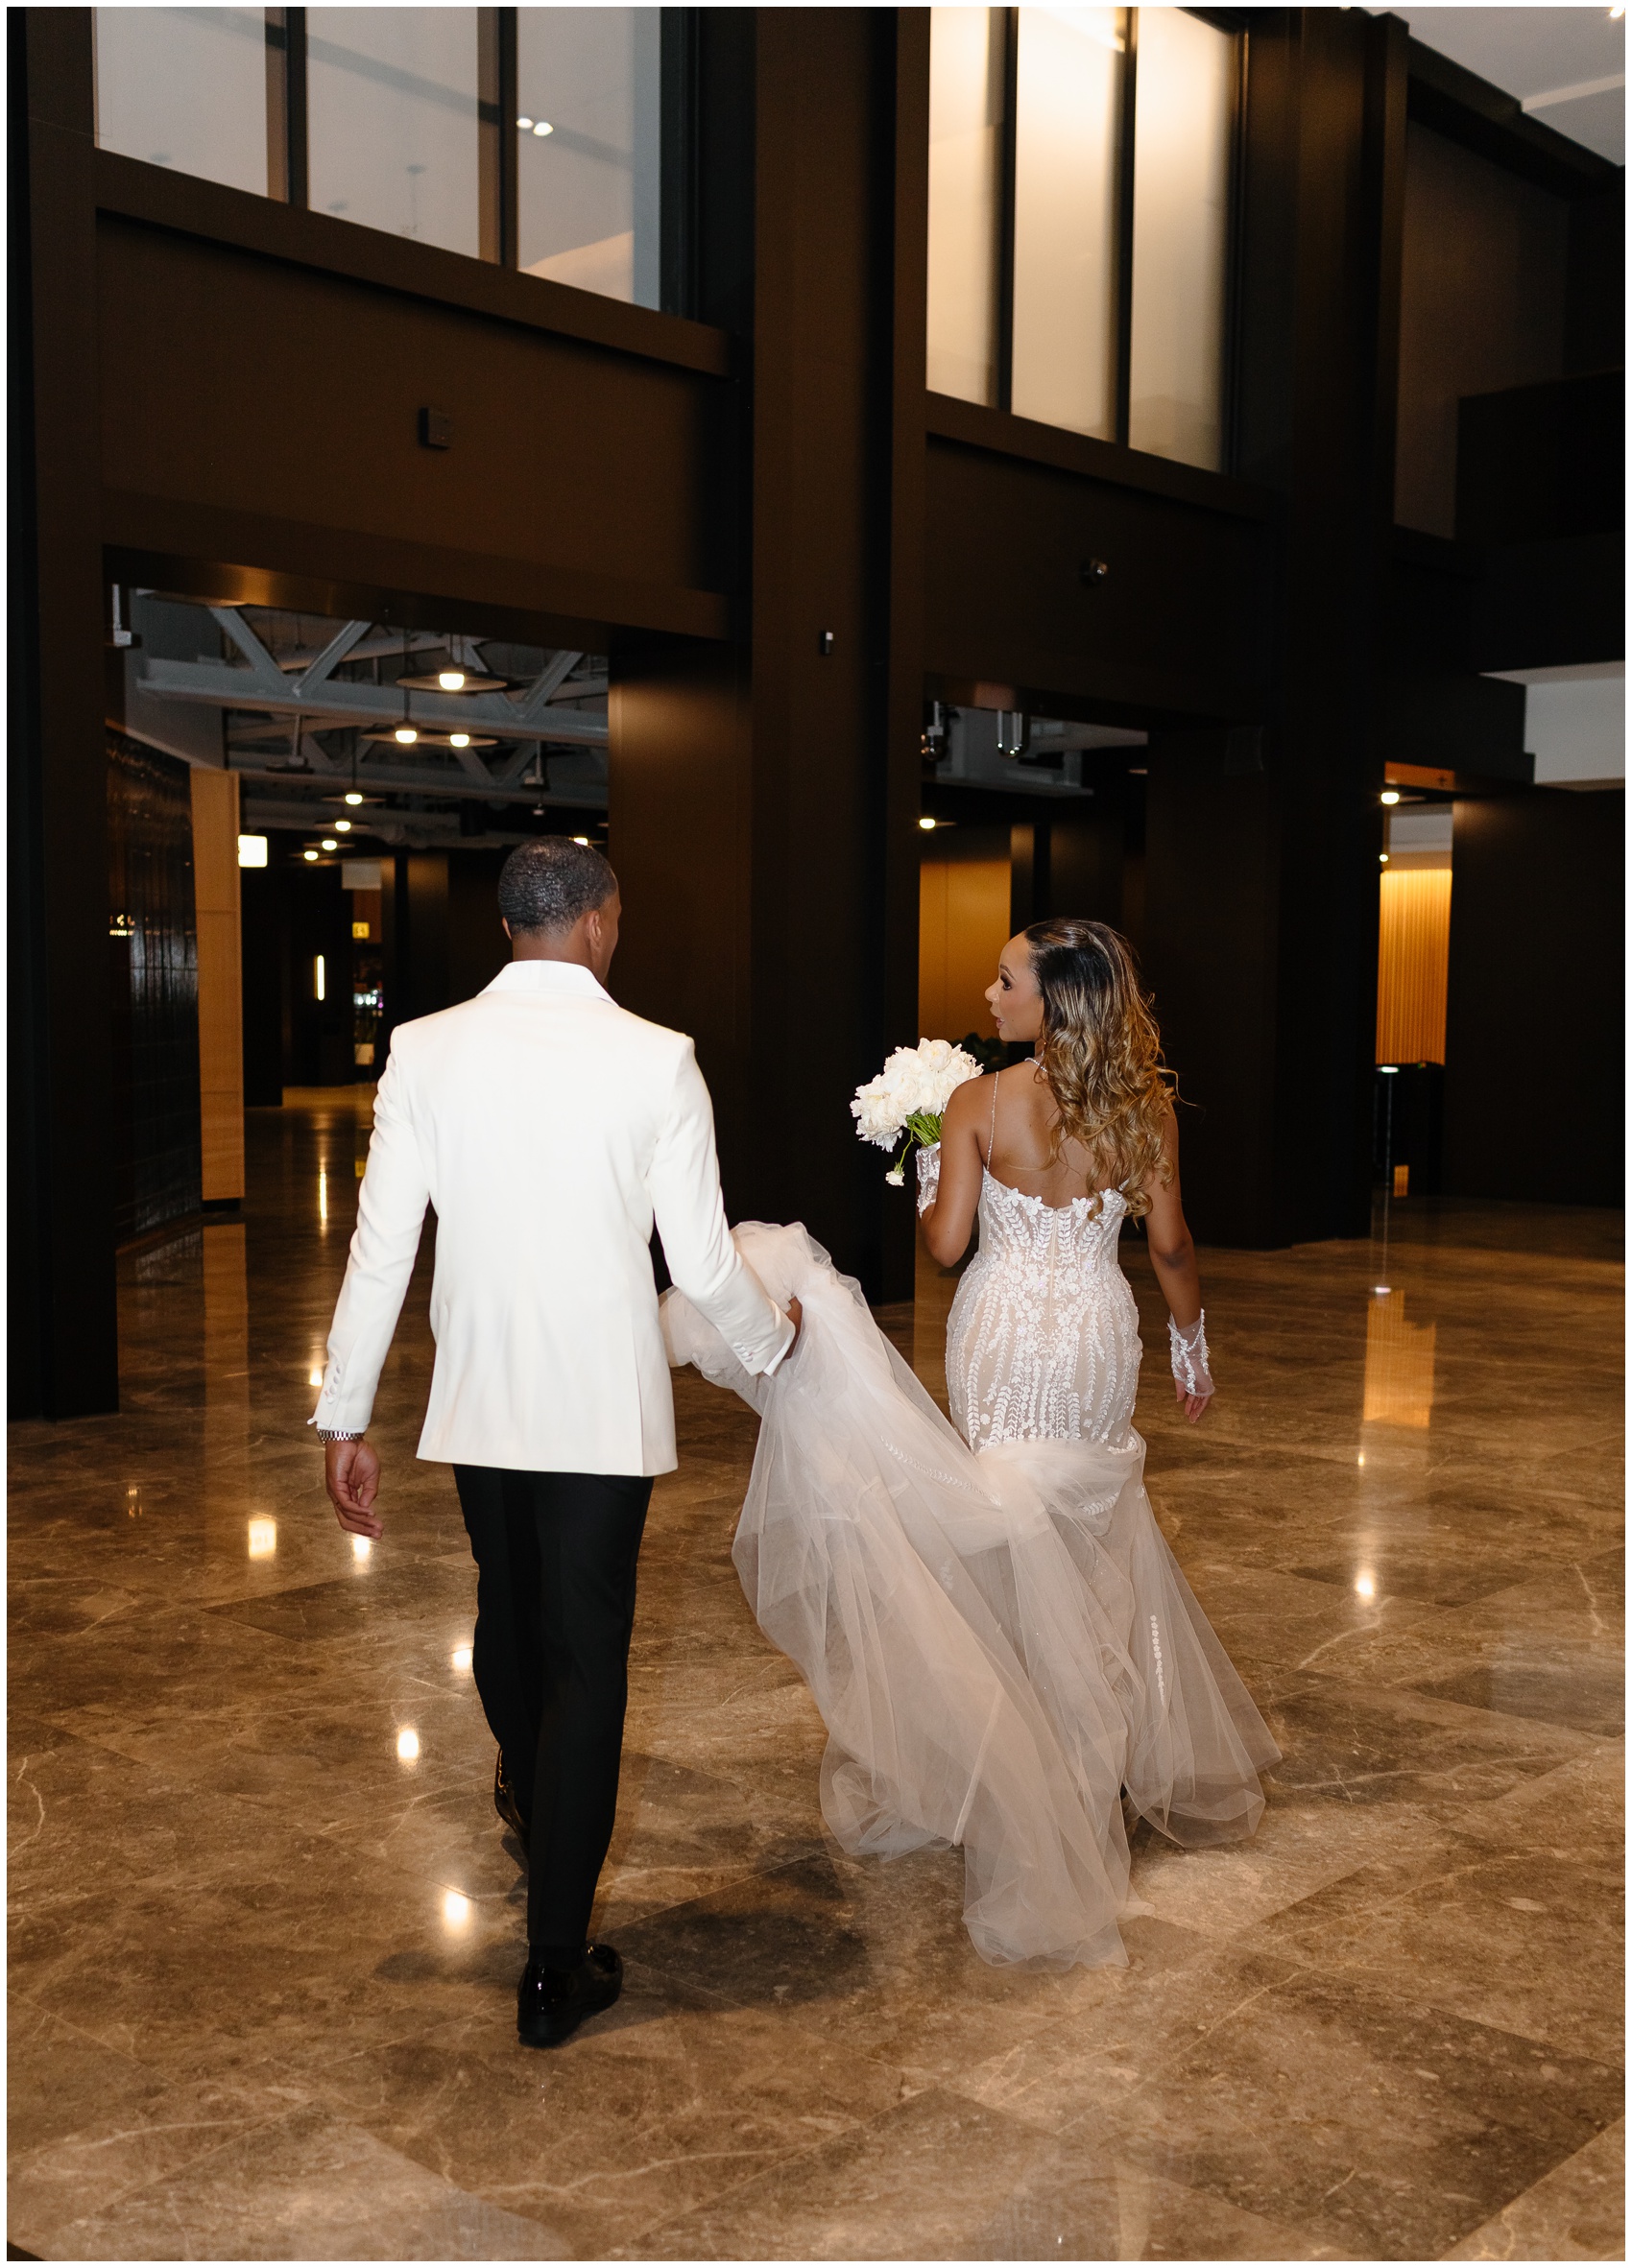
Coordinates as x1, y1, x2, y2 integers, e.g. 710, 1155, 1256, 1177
1445, 787, 1623, 1205
11, 9, 120, 1417
96, 214, 734, 630
924, 438, 1272, 720
1395, 120, 1569, 538
106, 733, 201, 1241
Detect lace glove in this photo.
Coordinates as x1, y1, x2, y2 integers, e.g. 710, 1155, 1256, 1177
915, 1141, 942, 1217
1168, 1310, 1215, 1399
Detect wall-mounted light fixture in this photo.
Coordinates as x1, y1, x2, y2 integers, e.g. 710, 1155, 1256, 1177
237, 834, 269, 868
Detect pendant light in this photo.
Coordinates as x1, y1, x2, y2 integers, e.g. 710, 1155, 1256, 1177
394, 633, 417, 746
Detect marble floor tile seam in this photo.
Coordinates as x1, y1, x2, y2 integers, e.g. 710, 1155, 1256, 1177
1266, 1667, 1618, 1743
1221, 1901, 1628, 2058
290, 2041, 915, 2261
598, 2077, 1355, 2264
10, 2102, 564, 2265
1440, 2115, 1626, 2262
948, 1973, 1624, 2261
7, 2089, 330, 2247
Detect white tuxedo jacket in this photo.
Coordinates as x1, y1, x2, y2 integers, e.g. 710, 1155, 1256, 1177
310, 959, 791, 1474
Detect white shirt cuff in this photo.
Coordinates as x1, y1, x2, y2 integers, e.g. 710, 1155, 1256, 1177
758, 1306, 798, 1377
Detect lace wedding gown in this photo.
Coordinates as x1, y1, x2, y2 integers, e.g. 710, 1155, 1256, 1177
660, 1193, 1278, 1970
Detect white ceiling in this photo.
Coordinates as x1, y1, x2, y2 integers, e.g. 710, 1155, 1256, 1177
1377, 6, 1625, 163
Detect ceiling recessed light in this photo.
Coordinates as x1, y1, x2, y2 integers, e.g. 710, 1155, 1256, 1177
1380, 851, 1389, 863
449, 732, 470, 749
334, 819, 351, 832
918, 816, 937, 831
571, 835, 590, 847
344, 791, 364, 806
395, 727, 417, 745
438, 669, 466, 691
322, 837, 339, 851
303, 848, 319, 862
1380, 789, 1400, 805
534, 119, 554, 136
516, 114, 534, 130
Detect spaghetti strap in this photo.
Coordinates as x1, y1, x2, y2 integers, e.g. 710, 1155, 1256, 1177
985, 1071, 998, 1167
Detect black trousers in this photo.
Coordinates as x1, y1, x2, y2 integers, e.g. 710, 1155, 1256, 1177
453, 1464, 653, 1953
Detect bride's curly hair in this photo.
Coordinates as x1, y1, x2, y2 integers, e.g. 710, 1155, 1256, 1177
1022, 919, 1174, 1219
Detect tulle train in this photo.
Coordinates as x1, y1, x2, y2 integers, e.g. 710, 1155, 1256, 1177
660, 1223, 1279, 1970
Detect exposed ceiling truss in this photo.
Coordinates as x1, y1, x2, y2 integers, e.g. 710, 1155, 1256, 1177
138, 608, 608, 748
122, 598, 612, 842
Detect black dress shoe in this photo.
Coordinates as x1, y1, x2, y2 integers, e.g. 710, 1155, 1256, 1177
493, 1752, 530, 1853
516, 1944, 623, 2049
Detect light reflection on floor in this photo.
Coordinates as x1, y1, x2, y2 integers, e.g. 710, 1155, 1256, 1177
6, 1096, 1624, 2262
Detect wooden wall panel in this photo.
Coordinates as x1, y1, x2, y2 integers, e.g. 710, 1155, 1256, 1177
1444, 785, 1623, 1203
95, 211, 733, 637
189, 767, 244, 1201
12, 10, 120, 1415
924, 433, 1271, 719
1375, 864, 1452, 1064
918, 858, 1009, 1044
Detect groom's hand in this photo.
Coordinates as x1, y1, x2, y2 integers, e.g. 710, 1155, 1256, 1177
326, 1438, 383, 1538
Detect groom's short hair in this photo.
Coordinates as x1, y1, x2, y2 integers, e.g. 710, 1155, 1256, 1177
498, 836, 617, 937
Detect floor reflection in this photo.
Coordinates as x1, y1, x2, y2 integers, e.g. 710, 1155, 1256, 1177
6, 1120, 1623, 2263
1361, 1286, 1437, 1428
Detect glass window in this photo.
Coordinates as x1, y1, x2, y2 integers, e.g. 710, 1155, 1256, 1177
927, 8, 1006, 405
94, 7, 270, 198
1128, 8, 1235, 470
1010, 6, 1125, 440
307, 10, 482, 257
516, 10, 661, 308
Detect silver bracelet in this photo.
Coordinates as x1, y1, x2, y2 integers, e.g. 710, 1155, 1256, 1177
316, 1426, 365, 1444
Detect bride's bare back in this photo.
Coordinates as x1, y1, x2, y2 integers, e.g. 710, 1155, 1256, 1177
919, 926, 1212, 1423
985, 1062, 1103, 1204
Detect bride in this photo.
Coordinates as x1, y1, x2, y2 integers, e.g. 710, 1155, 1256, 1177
660, 919, 1278, 1970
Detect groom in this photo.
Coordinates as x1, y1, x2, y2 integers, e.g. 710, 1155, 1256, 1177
313, 836, 798, 2047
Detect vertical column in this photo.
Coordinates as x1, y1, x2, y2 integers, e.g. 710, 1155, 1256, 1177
1143, 8, 1407, 1248
609, 640, 755, 1197
612, 13, 927, 1301
748, 8, 924, 1297
190, 768, 246, 1204
8, 12, 118, 1416
1444, 787, 1623, 1205
1142, 729, 1281, 1245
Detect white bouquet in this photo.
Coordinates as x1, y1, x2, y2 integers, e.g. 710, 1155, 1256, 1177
852, 1038, 983, 1186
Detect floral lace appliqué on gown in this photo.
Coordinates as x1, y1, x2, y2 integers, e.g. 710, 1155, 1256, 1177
948, 1172, 1141, 1453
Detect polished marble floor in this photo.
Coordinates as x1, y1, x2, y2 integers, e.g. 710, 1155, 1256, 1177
9, 1092, 1624, 2260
